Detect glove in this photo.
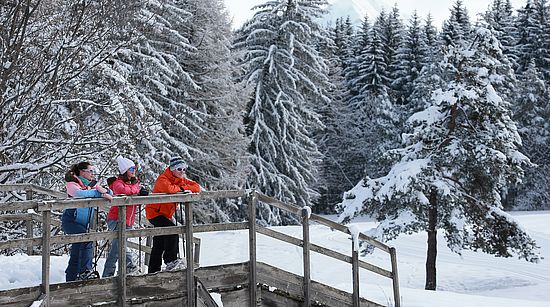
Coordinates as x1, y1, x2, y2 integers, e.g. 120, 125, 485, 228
138, 187, 149, 196
180, 187, 191, 194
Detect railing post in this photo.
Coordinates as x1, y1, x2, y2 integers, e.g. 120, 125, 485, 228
118, 204, 127, 307
185, 202, 195, 307
41, 210, 51, 307
301, 207, 311, 307
352, 239, 360, 307
390, 247, 401, 307
26, 190, 34, 255
248, 191, 258, 307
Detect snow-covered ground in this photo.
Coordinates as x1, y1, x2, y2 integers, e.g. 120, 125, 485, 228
1, 211, 550, 306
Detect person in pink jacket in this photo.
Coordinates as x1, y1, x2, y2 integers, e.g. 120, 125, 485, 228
102, 156, 147, 277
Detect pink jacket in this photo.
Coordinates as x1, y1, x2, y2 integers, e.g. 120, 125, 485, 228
106, 178, 140, 226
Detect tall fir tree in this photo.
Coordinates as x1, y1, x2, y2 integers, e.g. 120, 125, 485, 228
235, 0, 330, 225
483, 0, 517, 68
512, 60, 550, 209
338, 26, 540, 291
392, 11, 428, 106
441, 0, 472, 47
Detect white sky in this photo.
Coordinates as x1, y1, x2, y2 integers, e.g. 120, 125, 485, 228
223, 0, 527, 29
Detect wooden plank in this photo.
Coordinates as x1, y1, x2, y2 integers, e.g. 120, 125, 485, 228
301, 208, 311, 307
217, 287, 250, 307
256, 262, 383, 307
41, 210, 51, 307
0, 213, 35, 222
310, 212, 392, 253
258, 284, 301, 307
256, 226, 393, 279
38, 190, 248, 211
0, 285, 41, 306
0, 200, 38, 212
352, 243, 360, 307
185, 202, 195, 307
118, 205, 127, 307
255, 191, 391, 254
0, 237, 42, 250
26, 190, 34, 255
255, 193, 301, 216
390, 247, 401, 307
195, 263, 249, 290
248, 191, 258, 307
196, 277, 219, 307
194, 222, 248, 233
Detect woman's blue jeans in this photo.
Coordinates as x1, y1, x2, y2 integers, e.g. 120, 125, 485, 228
61, 209, 92, 282
102, 219, 136, 277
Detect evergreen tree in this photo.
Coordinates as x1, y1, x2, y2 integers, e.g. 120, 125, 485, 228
338, 26, 540, 291
512, 61, 550, 209
392, 11, 427, 106
235, 0, 330, 225
441, 0, 472, 47
513, 0, 548, 75
315, 31, 356, 213
483, 0, 517, 67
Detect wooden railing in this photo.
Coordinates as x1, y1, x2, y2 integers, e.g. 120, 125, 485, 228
0, 185, 401, 307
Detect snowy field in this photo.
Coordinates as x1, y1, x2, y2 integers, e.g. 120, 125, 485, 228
1, 211, 550, 307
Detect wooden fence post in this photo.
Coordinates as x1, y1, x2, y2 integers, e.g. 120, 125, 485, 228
118, 205, 127, 307
42, 210, 51, 307
248, 191, 258, 307
390, 247, 401, 307
301, 207, 311, 307
26, 190, 34, 255
185, 202, 195, 307
352, 240, 360, 307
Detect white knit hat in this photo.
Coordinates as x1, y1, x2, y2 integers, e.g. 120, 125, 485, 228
116, 156, 135, 175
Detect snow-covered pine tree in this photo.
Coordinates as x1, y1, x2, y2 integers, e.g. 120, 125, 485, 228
441, 0, 472, 47
314, 26, 356, 213
175, 0, 250, 223
392, 11, 427, 106
345, 15, 371, 99
512, 60, 550, 209
235, 0, 330, 225
107, 0, 200, 183
483, 0, 517, 68
338, 26, 540, 291
513, 0, 550, 77
379, 5, 404, 99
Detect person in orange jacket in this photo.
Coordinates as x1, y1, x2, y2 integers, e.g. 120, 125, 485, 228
145, 156, 200, 273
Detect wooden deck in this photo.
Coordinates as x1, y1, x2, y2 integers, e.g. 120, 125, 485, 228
0, 184, 401, 307
0, 262, 383, 307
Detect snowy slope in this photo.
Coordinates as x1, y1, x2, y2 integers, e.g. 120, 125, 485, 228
1, 211, 550, 306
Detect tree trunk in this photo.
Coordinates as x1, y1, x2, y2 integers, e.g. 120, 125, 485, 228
425, 189, 438, 290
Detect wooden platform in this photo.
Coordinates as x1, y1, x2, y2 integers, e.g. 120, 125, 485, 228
0, 262, 383, 307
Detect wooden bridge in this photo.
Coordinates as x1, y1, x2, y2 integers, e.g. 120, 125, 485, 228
0, 184, 401, 306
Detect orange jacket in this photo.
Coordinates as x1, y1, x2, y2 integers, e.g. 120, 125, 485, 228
145, 168, 201, 220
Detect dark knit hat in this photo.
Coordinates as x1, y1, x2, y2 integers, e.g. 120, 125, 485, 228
169, 156, 188, 171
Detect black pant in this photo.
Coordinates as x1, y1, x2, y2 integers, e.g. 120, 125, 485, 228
148, 216, 179, 273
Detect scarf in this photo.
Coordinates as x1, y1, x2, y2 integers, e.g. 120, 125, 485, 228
78, 176, 91, 187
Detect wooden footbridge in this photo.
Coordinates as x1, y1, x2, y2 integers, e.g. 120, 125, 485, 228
0, 184, 401, 307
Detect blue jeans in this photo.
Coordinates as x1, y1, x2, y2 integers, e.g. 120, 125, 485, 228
102, 219, 136, 277
61, 209, 93, 282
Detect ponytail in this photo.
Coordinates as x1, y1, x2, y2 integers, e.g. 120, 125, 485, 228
64, 162, 91, 182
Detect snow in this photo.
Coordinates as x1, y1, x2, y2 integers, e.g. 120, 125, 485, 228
1, 212, 550, 306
